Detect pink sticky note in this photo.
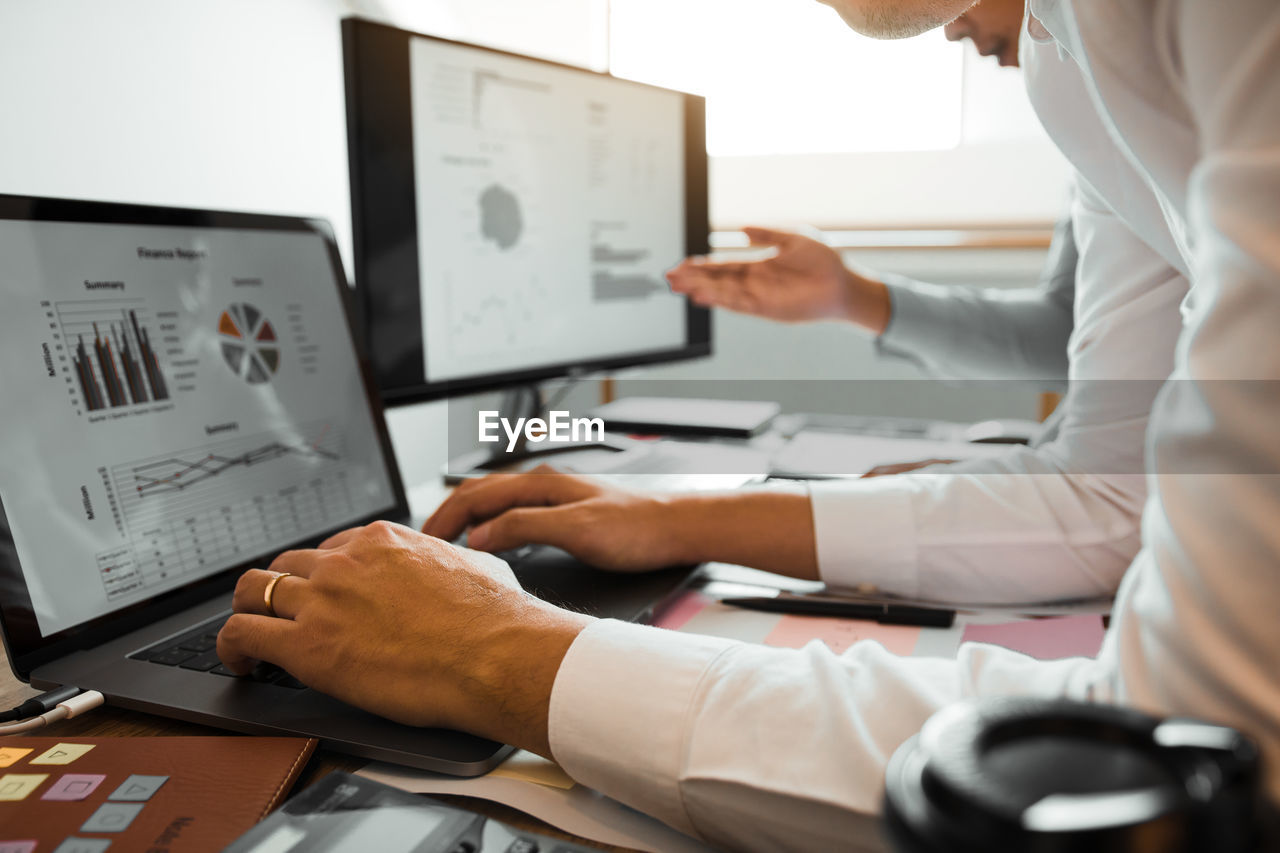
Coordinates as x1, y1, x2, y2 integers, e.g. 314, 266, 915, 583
652, 590, 712, 631
962, 615, 1105, 659
764, 614, 921, 655
41, 773, 106, 801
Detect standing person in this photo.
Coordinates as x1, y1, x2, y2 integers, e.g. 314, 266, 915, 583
653, 0, 1181, 604
218, 2, 1280, 850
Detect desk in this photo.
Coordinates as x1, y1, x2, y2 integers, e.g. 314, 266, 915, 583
0, 645, 634, 852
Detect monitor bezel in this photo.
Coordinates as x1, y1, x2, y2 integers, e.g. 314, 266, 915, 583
342, 17, 712, 406
0, 193, 411, 680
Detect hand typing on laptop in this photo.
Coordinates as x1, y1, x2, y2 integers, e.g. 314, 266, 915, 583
422, 467, 818, 580
216, 520, 591, 758
426, 467, 702, 573
215, 468, 817, 757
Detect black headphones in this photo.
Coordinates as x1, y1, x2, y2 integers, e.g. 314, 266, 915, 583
882, 698, 1274, 852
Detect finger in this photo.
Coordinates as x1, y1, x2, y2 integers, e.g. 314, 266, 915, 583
264, 548, 324, 579
674, 256, 761, 282
232, 568, 311, 619
690, 285, 757, 315
666, 254, 715, 277
425, 473, 588, 539
468, 505, 578, 553
680, 272, 757, 308
742, 226, 797, 248
422, 472, 593, 541
665, 257, 699, 283
318, 526, 366, 550
691, 260, 757, 280
216, 612, 300, 675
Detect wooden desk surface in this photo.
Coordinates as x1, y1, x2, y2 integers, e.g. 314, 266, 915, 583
1, 647, 633, 851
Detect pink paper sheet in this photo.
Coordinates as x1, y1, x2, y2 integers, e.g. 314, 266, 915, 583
764, 614, 921, 655
961, 615, 1105, 659
651, 590, 713, 631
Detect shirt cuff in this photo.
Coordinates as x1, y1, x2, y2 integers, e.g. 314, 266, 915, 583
874, 276, 954, 371
548, 619, 739, 836
808, 479, 919, 596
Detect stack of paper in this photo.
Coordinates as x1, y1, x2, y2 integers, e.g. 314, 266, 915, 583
770, 430, 1007, 479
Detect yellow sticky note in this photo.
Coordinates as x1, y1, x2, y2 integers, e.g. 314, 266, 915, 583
489, 749, 576, 790
0, 748, 33, 768
0, 773, 48, 801
30, 743, 95, 765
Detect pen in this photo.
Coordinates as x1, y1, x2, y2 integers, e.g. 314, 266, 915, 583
720, 593, 956, 628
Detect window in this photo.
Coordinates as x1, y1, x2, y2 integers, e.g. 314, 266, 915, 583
372, 0, 1068, 225
609, 0, 963, 156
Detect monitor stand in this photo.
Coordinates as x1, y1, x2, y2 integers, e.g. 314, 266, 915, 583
442, 382, 629, 484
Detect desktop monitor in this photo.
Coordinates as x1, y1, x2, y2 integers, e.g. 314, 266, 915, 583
341, 18, 711, 405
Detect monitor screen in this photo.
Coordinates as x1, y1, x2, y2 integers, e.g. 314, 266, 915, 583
342, 19, 711, 403
0, 198, 404, 661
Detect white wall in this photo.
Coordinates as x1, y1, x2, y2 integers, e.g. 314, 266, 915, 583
1, 1, 359, 265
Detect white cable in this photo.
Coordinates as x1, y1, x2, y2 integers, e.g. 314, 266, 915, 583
0, 707, 67, 735
0, 690, 104, 736
59, 690, 104, 719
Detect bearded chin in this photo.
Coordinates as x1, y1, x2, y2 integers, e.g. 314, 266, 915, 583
833, 0, 975, 40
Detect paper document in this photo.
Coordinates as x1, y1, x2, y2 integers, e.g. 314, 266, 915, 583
487, 749, 576, 790
564, 440, 770, 491
358, 758, 715, 853
770, 430, 1007, 479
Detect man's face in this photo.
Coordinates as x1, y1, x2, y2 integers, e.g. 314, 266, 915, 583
816, 0, 977, 40
943, 0, 1026, 67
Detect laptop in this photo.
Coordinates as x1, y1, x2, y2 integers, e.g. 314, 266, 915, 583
0, 194, 700, 775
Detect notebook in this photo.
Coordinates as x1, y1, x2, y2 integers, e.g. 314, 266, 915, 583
0, 736, 315, 851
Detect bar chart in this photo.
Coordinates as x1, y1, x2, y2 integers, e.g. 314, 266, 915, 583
56, 298, 171, 412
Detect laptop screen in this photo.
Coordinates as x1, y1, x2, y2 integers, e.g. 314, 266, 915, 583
0, 204, 400, 644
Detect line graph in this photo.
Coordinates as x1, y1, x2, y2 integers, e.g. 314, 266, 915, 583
97, 423, 357, 601
130, 439, 338, 497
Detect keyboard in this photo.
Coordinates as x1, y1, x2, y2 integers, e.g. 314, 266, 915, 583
129, 614, 307, 689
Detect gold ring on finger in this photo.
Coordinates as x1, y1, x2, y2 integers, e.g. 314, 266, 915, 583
263, 572, 293, 618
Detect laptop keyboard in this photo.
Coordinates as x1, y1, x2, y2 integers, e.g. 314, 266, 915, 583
128, 615, 308, 689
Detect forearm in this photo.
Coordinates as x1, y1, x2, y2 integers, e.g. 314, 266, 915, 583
664, 490, 820, 581
812, 447, 1148, 604
873, 214, 1076, 382
875, 277, 1073, 382
473, 601, 595, 757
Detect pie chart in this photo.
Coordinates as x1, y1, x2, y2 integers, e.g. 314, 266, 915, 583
218, 303, 279, 384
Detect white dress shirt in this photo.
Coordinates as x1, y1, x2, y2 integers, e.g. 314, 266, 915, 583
547, 3, 1280, 850
875, 212, 1076, 387
811, 172, 1184, 605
